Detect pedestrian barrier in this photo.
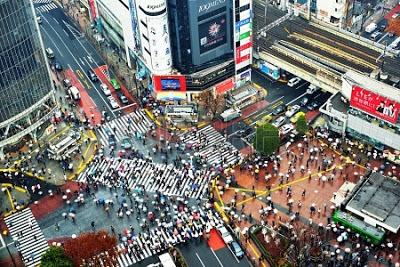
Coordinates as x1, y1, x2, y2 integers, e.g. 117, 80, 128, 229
4, 208, 49, 267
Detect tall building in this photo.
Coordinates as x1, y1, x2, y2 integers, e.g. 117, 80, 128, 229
0, 0, 57, 153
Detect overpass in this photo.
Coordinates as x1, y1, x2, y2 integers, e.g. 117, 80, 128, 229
253, 2, 400, 94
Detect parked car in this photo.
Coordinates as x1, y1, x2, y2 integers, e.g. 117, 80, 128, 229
280, 123, 295, 135
307, 84, 319, 94
272, 116, 286, 127
285, 105, 300, 118
306, 101, 319, 111
118, 93, 129, 105
87, 69, 98, 82
370, 31, 382, 41
63, 78, 72, 88
53, 62, 62, 71
108, 96, 119, 109
110, 78, 121, 90
256, 114, 273, 127
272, 105, 285, 116
229, 241, 244, 259
290, 111, 306, 123
300, 97, 309, 106
100, 83, 111, 96
287, 77, 301, 87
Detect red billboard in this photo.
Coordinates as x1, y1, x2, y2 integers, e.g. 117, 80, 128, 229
350, 85, 400, 124
89, 0, 97, 21
153, 75, 187, 92
215, 78, 234, 95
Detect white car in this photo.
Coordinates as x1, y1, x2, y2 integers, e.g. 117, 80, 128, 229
217, 225, 233, 244
287, 77, 301, 87
285, 105, 300, 118
108, 96, 119, 109
280, 123, 295, 135
100, 83, 111, 96
272, 116, 286, 128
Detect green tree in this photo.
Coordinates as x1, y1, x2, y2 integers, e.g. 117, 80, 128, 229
41, 246, 73, 267
253, 123, 280, 156
296, 114, 308, 135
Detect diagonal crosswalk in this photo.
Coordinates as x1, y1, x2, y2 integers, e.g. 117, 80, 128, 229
35, 2, 57, 13
97, 110, 153, 147
77, 157, 214, 199
4, 208, 49, 267
180, 125, 242, 167
116, 208, 223, 266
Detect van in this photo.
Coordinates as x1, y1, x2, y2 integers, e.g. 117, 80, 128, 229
45, 48, 54, 59
68, 86, 81, 100
307, 84, 319, 94
287, 77, 301, 87
220, 108, 241, 122
365, 23, 377, 33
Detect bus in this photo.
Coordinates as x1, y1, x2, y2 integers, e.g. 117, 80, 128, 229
165, 105, 198, 123
332, 210, 385, 245
226, 87, 258, 109
48, 132, 81, 161
258, 61, 280, 80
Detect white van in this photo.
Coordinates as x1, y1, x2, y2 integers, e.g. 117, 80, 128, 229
307, 84, 319, 94
45, 48, 54, 59
220, 108, 241, 122
365, 23, 377, 33
287, 77, 301, 87
68, 86, 81, 100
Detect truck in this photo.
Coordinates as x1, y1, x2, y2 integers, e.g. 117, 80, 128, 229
365, 23, 377, 34
220, 108, 241, 122
258, 61, 280, 80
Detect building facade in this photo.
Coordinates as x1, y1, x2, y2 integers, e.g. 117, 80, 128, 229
0, 0, 56, 152
320, 70, 400, 150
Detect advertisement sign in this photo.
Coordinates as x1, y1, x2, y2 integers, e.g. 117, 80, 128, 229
89, 0, 97, 20
153, 75, 187, 92
215, 78, 234, 95
350, 85, 400, 124
199, 15, 227, 54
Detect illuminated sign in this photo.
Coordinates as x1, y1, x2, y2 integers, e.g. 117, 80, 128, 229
198, 0, 226, 14
199, 15, 227, 54
153, 75, 187, 92
350, 85, 400, 124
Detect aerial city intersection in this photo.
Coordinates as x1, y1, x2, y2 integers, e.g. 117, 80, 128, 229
1, 0, 400, 266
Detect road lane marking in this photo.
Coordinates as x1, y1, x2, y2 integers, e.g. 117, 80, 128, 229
286, 91, 308, 106
83, 57, 92, 67
195, 253, 206, 267
40, 26, 64, 57
210, 247, 224, 267
79, 57, 86, 66
40, 15, 115, 116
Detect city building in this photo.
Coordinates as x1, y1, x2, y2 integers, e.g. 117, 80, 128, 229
0, 0, 57, 155
320, 70, 400, 151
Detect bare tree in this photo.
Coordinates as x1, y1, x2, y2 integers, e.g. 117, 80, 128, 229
198, 90, 225, 119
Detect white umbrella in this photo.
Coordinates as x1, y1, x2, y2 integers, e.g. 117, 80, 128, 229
72, 234, 77, 239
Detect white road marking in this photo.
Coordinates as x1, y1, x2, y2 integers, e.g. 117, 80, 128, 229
286, 92, 308, 106
210, 248, 224, 267
195, 253, 206, 267
40, 27, 64, 57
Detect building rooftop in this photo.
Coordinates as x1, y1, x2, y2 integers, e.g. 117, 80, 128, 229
330, 92, 349, 113
346, 172, 400, 233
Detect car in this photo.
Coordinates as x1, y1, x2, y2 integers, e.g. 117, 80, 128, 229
108, 96, 120, 109
287, 77, 301, 87
53, 62, 62, 71
307, 84, 319, 94
306, 101, 319, 111
229, 241, 244, 259
217, 225, 233, 244
62, 78, 72, 88
272, 105, 285, 116
100, 83, 111, 96
285, 105, 300, 118
238, 127, 253, 137
272, 116, 286, 127
388, 31, 395, 38
279, 123, 295, 135
370, 31, 382, 41
104, 128, 116, 147
87, 69, 98, 82
392, 12, 400, 19
256, 114, 273, 127
45, 47, 54, 58
121, 136, 132, 150
290, 111, 306, 123
37, 16, 42, 24
300, 97, 309, 106
110, 78, 121, 90
118, 93, 129, 104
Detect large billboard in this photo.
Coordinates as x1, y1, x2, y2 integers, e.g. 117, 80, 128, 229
153, 75, 187, 92
199, 15, 227, 54
350, 85, 400, 124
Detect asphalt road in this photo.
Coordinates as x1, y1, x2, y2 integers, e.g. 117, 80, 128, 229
179, 240, 251, 267
34, 1, 117, 119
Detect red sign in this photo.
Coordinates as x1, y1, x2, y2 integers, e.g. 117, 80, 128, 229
215, 78, 234, 95
236, 54, 251, 64
153, 75, 187, 92
350, 85, 400, 124
89, 0, 97, 21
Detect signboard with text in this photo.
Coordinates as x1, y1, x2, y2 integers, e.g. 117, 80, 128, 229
153, 75, 187, 92
199, 15, 227, 54
350, 85, 400, 124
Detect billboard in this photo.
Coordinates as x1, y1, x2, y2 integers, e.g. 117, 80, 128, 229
350, 85, 400, 124
199, 15, 227, 54
153, 75, 187, 92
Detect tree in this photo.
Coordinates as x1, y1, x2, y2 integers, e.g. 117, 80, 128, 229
63, 231, 118, 266
386, 18, 400, 36
41, 246, 73, 267
296, 114, 308, 135
198, 90, 225, 119
253, 123, 280, 156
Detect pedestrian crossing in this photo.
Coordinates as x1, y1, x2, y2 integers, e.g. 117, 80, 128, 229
77, 157, 214, 199
33, 0, 53, 4
4, 208, 49, 267
180, 125, 242, 167
97, 109, 153, 147
35, 2, 57, 13
116, 209, 223, 266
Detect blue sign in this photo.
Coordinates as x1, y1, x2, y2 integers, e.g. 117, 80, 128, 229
235, 17, 250, 33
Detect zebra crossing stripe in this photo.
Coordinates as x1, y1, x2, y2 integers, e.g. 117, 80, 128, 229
35, 2, 57, 13
33, 0, 53, 4
4, 208, 49, 267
